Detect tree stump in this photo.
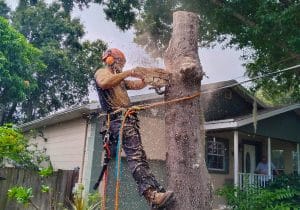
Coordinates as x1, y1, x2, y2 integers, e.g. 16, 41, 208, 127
164, 11, 213, 210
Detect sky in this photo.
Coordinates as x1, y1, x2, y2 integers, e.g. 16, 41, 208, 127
70, 3, 247, 99
6, 1, 247, 99
71, 3, 246, 81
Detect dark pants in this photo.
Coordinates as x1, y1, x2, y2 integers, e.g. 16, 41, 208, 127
108, 113, 161, 195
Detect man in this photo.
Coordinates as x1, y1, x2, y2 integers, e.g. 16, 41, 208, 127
255, 155, 279, 175
94, 48, 174, 208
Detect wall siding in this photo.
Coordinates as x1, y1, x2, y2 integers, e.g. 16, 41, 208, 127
105, 159, 167, 210
240, 111, 300, 142
139, 111, 166, 161
202, 88, 254, 121
28, 118, 88, 173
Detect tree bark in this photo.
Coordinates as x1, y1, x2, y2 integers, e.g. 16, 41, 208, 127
0, 104, 5, 126
6, 102, 17, 123
164, 11, 213, 210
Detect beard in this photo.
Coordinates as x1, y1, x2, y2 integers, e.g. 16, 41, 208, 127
111, 63, 123, 74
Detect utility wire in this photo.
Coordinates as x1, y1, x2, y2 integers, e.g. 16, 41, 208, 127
201, 64, 300, 94
208, 56, 300, 85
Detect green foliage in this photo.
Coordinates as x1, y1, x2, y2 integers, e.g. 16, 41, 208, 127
102, 0, 140, 30
59, 0, 138, 30
0, 1, 106, 124
59, 0, 96, 13
134, 0, 173, 58
217, 183, 299, 209
0, 124, 49, 169
0, 16, 45, 124
8, 186, 33, 205
40, 184, 50, 193
71, 183, 102, 210
38, 165, 53, 177
268, 174, 300, 204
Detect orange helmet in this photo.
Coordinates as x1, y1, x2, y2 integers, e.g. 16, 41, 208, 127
102, 48, 126, 65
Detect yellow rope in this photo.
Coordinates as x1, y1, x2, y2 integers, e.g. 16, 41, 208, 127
99, 91, 201, 120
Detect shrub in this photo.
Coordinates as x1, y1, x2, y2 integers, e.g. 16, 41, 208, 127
0, 124, 50, 169
217, 183, 298, 209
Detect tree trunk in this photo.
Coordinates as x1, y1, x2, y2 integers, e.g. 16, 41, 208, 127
6, 102, 17, 123
0, 104, 5, 125
164, 11, 213, 210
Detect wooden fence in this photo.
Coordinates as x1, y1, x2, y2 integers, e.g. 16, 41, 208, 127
0, 168, 78, 210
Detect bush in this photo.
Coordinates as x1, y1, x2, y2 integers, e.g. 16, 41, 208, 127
217, 178, 300, 210
268, 174, 300, 205
0, 124, 49, 169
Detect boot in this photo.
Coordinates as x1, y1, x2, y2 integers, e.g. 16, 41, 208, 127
144, 188, 174, 208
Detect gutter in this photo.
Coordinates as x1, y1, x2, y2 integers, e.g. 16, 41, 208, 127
79, 115, 90, 183
19, 103, 101, 132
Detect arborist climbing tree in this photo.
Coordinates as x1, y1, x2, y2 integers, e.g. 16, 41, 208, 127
94, 48, 174, 209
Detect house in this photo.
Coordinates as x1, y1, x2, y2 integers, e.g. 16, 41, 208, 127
19, 80, 300, 209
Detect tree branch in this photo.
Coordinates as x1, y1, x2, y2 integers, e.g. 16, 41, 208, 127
279, 0, 291, 8
6, 102, 17, 122
210, 0, 300, 60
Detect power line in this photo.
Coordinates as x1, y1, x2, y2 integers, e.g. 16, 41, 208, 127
229, 56, 297, 82
202, 64, 300, 94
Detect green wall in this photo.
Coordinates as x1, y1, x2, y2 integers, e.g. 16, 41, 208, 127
105, 159, 167, 210
84, 117, 103, 194
239, 111, 300, 142
88, 118, 167, 209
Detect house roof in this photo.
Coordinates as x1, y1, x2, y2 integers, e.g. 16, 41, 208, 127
204, 103, 300, 131
19, 103, 100, 131
201, 80, 266, 108
18, 80, 279, 132
19, 93, 163, 131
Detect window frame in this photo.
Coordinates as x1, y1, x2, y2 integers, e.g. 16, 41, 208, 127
206, 136, 229, 174
271, 149, 285, 170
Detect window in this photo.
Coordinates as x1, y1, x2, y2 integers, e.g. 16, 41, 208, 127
272, 150, 285, 170
206, 137, 229, 173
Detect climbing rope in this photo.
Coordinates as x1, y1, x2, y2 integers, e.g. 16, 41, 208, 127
99, 91, 201, 119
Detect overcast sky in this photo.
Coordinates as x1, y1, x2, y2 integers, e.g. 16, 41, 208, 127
72, 3, 246, 81
70, 3, 247, 98
7, 1, 247, 99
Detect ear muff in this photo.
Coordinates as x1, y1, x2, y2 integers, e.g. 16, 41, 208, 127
102, 48, 126, 66
105, 56, 115, 65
